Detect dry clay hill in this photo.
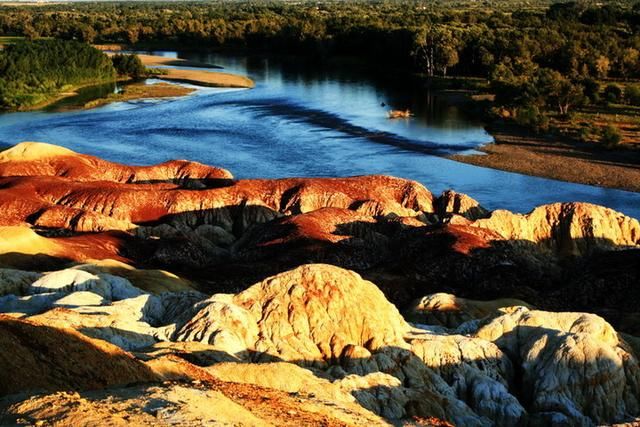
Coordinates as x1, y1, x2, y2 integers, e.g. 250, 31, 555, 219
0, 142, 639, 425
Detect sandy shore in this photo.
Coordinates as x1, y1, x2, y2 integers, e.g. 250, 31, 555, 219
158, 68, 254, 88
449, 123, 640, 193
134, 54, 222, 69
133, 53, 254, 88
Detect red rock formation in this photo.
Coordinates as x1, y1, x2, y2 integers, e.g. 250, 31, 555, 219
0, 142, 233, 184
0, 142, 639, 334
0, 174, 433, 233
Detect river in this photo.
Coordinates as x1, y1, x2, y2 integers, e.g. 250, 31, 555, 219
0, 51, 638, 219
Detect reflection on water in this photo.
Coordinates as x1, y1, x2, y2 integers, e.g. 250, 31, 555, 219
45, 81, 120, 111
0, 52, 638, 219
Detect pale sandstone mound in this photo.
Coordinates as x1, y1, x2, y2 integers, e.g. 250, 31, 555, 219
0, 141, 233, 184
170, 264, 640, 425
0, 315, 157, 396
2, 264, 640, 425
0, 265, 201, 351
0, 226, 63, 256
173, 264, 412, 364
73, 259, 195, 293
169, 265, 523, 424
474, 202, 640, 256
208, 361, 356, 403
473, 307, 640, 425
435, 190, 489, 220
0, 141, 75, 161
406, 293, 532, 328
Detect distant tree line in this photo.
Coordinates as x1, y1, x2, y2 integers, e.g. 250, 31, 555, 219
2, 2, 640, 118
1, 2, 639, 76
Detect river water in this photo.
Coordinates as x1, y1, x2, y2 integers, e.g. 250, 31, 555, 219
0, 52, 638, 218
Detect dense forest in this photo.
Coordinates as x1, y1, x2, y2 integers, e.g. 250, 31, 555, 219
0, 39, 115, 109
1, 1, 639, 78
1, 1, 640, 138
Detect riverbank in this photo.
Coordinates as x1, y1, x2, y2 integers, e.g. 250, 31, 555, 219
450, 122, 640, 193
12, 53, 254, 112
16, 79, 117, 112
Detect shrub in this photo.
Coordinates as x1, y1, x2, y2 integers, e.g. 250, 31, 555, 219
581, 78, 600, 104
577, 123, 598, 143
603, 84, 623, 104
625, 84, 640, 106
600, 125, 622, 146
515, 105, 549, 132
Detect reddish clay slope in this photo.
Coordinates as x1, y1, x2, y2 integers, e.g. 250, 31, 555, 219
0, 142, 233, 184
0, 174, 433, 231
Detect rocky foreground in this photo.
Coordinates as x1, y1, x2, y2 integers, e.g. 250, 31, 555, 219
0, 142, 639, 426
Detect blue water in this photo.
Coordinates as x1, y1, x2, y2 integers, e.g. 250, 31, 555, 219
0, 52, 638, 219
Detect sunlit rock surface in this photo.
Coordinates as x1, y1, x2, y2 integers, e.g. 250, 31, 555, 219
1, 263, 639, 426
436, 190, 490, 221
473, 202, 640, 256
406, 293, 533, 328
0, 141, 233, 184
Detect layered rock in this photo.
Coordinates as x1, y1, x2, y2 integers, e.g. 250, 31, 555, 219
472, 307, 640, 425
0, 315, 158, 396
172, 264, 412, 364
0, 142, 640, 425
0, 141, 233, 185
474, 202, 640, 256
1, 261, 640, 425
406, 293, 532, 328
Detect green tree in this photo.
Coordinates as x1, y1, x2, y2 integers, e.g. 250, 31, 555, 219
604, 84, 623, 103
618, 48, 640, 79
600, 125, 622, 146
490, 61, 539, 117
0, 39, 116, 110
412, 26, 460, 77
541, 70, 583, 115
625, 85, 640, 106
111, 54, 146, 79
581, 78, 600, 104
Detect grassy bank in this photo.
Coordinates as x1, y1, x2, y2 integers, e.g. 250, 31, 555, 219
444, 75, 640, 193
81, 82, 195, 110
